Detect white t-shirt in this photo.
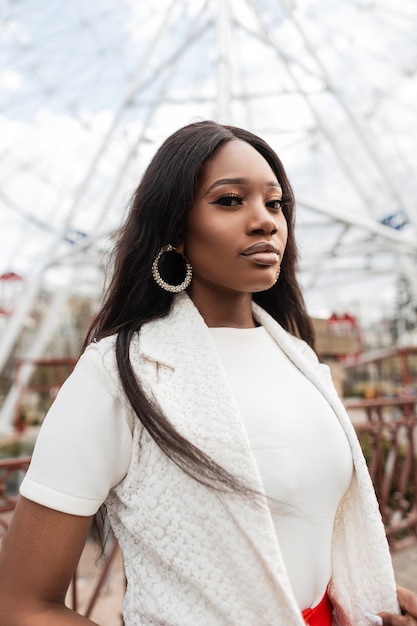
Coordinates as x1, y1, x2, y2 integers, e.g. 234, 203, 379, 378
20, 346, 133, 516
209, 326, 353, 610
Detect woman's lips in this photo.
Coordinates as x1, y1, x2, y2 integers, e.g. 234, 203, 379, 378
245, 251, 279, 265
241, 242, 280, 266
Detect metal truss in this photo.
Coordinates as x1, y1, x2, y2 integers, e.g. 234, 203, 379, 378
0, 0, 416, 429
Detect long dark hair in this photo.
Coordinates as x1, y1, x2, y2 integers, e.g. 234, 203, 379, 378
85, 120, 314, 496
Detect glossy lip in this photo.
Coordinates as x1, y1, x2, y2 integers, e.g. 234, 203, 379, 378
241, 241, 280, 256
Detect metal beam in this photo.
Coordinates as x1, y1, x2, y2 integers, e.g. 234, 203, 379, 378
277, 0, 417, 228
216, 0, 233, 122
0, 2, 210, 377
297, 196, 417, 251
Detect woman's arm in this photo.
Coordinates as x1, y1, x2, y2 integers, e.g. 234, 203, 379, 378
0, 496, 99, 625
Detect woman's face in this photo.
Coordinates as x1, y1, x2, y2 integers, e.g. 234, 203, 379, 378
182, 139, 288, 301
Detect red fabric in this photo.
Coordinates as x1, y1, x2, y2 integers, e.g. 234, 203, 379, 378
302, 590, 333, 625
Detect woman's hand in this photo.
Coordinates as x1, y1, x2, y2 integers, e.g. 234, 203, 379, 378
366, 586, 417, 625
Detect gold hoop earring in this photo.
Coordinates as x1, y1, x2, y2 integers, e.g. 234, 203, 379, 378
152, 244, 192, 293
273, 266, 281, 286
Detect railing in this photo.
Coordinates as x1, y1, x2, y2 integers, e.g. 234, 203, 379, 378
344, 395, 417, 550
0, 457, 123, 623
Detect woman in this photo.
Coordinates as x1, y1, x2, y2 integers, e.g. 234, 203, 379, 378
0, 121, 412, 625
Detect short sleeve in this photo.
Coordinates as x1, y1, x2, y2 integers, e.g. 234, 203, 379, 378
19, 340, 133, 516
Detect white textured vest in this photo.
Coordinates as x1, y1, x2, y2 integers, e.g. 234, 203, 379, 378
96, 293, 398, 625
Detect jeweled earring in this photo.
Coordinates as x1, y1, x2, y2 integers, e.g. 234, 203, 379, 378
152, 244, 193, 293
273, 266, 281, 285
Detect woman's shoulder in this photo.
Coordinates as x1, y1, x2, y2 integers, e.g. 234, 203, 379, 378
253, 302, 319, 359
81, 331, 151, 385
252, 303, 336, 388
82, 334, 118, 370
74, 335, 124, 399
284, 329, 319, 362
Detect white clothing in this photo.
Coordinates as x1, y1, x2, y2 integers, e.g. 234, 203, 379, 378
21, 345, 132, 516
209, 326, 353, 609
20, 293, 399, 625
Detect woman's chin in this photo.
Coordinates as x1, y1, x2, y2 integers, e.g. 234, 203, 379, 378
251, 277, 279, 293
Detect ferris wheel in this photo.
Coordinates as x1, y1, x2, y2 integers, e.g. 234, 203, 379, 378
1, 0, 417, 430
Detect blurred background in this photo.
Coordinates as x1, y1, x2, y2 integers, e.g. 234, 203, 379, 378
1, 0, 417, 435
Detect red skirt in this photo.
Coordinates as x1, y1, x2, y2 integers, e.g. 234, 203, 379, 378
302, 590, 333, 626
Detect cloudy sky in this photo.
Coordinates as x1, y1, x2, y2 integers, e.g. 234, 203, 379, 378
1, 0, 417, 330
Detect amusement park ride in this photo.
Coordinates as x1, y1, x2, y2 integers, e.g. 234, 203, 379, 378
1, 0, 417, 434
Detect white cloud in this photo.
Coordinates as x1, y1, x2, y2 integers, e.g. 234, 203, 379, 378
0, 69, 23, 92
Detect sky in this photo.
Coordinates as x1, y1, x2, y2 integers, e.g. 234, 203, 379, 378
1, 0, 417, 334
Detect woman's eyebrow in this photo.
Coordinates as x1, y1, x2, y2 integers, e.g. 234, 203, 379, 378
205, 178, 281, 194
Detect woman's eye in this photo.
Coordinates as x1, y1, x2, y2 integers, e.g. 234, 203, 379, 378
267, 199, 283, 210
214, 194, 243, 207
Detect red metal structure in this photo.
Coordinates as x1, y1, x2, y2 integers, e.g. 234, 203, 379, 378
12, 356, 77, 431
0, 272, 23, 317
343, 346, 417, 548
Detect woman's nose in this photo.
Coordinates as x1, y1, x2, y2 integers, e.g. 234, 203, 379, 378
248, 203, 278, 235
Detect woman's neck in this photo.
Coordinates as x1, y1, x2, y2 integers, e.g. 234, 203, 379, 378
187, 287, 255, 328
